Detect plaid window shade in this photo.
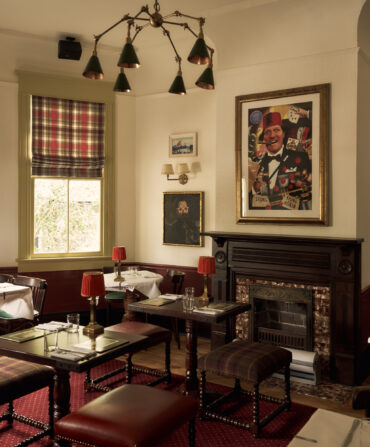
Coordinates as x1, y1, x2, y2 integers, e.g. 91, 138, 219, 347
32, 96, 105, 178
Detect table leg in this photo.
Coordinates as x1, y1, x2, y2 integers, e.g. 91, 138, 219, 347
184, 319, 198, 396
53, 369, 71, 421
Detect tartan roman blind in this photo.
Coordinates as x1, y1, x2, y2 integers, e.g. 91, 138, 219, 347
32, 95, 105, 178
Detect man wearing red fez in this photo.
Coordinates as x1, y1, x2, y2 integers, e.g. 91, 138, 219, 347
250, 111, 312, 210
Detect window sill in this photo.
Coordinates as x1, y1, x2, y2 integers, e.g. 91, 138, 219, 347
17, 256, 112, 273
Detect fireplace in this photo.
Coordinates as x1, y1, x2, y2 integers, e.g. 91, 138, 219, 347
202, 231, 364, 385
249, 284, 313, 351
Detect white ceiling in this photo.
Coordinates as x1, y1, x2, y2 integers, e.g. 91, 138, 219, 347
0, 0, 260, 49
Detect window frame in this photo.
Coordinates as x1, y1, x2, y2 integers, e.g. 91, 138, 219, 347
18, 71, 115, 272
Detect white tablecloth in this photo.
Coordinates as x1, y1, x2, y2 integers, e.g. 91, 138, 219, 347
104, 271, 163, 299
288, 408, 369, 446
0, 283, 34, 320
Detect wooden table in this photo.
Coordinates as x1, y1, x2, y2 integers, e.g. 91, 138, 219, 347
288, 408, 368, 446
128, 299, 251, 395
0, 327, 147, 421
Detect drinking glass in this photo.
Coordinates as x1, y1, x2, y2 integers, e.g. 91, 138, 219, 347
44, 329, 59, 352
67, 313, 80, 333
183, 287, 195, 311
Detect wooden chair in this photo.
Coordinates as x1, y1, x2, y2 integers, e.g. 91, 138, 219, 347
0, 275, 48, 334
0, 273, 14, 283
0, 356, 54, 446
166, 269, 185, 349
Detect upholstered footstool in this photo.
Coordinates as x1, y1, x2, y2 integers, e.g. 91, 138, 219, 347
85, 321, 172, 392
0, 356, 54, 446
198, 341, 292, 438
55, 384, 198, 447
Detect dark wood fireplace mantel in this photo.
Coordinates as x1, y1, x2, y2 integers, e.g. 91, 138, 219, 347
202, 231, 364, 385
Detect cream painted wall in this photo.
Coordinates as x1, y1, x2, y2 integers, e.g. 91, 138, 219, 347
0, 81, 18, 266
357, 0, 370, 286
134, 89, 216, 268
115, 95, 137, 260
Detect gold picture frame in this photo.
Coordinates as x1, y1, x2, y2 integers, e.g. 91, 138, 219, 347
235, 83, 329, 225
163, 191, 204, 247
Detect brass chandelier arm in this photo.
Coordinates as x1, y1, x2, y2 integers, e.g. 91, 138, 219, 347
174, 11, 206, 25
160, 26, 182, 65
94, 14, 131, 43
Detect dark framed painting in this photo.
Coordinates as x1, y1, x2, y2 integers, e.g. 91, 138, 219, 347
235, 83, 329, 225
163, 191, 203, 247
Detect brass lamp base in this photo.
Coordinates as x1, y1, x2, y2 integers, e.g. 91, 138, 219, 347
83, 322, 104, 337
114, 274, 125, 282
198, 293, 209, 307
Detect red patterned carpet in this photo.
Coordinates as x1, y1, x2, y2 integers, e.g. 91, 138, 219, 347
0, 360, 315, 446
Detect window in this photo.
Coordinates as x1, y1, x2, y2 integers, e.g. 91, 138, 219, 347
34, 178, 101, 254
31, 95, 104, 257
18, 72, 114, 272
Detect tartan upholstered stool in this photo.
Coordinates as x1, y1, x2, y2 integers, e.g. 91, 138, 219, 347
85, 321, 172, 392
55, 384, 198, 447
198, 341, 292, 438
0, 356, 54, 446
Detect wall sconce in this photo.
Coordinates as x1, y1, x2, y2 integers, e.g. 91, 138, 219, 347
161, 163, 190, 185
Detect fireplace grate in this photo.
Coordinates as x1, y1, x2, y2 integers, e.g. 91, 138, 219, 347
258, 327, 307, 349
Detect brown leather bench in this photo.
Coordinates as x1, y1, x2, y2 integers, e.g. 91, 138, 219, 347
198, 341, 292, 437
55, 384, 198, 447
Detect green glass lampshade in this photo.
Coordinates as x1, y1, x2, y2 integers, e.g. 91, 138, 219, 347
195, 66, 215, 90
117, 41, 140, 68
188, 37, 210, 65
83, 54, 104, 80
169, 73, 186, 95
113, 71, 131, 92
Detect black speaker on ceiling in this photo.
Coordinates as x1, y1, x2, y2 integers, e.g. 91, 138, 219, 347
58, 37, 82, 60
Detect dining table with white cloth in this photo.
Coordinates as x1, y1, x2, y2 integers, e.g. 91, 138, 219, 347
104, 270, 164, 322
0, 282, 34, 320
104, 270, 163, 299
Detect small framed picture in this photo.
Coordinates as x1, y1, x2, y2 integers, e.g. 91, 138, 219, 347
163, 191, 204, 247
169, 132, 197, 157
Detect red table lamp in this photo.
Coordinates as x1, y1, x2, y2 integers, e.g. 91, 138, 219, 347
112, 246, 127, 282
81, 271, 105, 337
198, 256, 216, 305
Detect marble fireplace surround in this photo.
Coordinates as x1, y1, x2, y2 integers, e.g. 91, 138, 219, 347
202, 231, 363, 386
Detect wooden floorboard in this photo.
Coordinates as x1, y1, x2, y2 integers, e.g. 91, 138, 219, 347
130, 335, 369, 419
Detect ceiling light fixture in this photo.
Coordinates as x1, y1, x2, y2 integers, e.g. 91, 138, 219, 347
83, 0, 215, 94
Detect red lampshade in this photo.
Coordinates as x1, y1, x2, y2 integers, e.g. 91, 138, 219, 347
112, 246, 127, 261
81, 271, 106, 297
197, 256, 216, 274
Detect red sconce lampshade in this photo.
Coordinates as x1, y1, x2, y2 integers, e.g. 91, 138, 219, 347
112, 246, 127, 261
197, 256, 216, 275
81, 271, 105, 297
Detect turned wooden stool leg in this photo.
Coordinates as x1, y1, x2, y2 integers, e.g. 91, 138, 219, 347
252, 382, 260, 438
284, 364, 291, 410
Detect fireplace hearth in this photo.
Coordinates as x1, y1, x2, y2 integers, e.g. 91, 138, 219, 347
202, 231, 364, 385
